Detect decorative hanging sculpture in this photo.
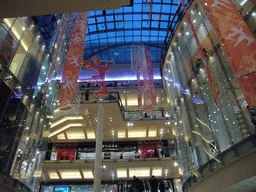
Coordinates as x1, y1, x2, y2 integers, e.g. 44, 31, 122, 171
81, 57, 111, 98
60, 12, 89, 110
198, 0, 256, 107
131, 43, 156, 113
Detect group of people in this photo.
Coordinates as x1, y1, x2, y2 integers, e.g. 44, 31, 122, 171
131, 175, 167, 192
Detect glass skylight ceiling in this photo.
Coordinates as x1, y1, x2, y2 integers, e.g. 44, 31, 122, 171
34, 0, 181, 64
84, 0, 180, 64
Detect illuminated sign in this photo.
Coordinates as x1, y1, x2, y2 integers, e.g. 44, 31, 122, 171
55, 186, 69, 192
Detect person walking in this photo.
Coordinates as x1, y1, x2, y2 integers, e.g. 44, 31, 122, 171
132, 176, 139, 192
138, 179, 144, 192
149, 175, 158, 192
159, 180, 166, 192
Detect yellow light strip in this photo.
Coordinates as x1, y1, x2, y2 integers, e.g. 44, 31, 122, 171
118, 130, 126, 138
48, 123, 83, 138
3, 19, 12, 28
59, 170, 82, 179
57, 133, 66, 140
203, 148, 221, 163
83, 169, 94, 178
117, 168, 127, 178
148, 129, 157, 137
192, 131, 217, 150
128, 130, 146, 138
48, 171, 59, 179
86, 131, 95, 139
33, 171, 42, 177
152, 167, 162, 176
51, 116, 83, 128
196, 117, 212, 132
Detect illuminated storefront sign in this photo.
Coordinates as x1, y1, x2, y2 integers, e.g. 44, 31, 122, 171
55, 185, 69, 192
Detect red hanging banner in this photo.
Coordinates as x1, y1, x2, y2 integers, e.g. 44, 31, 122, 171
135, 51, 142, 107
142, 47, 156, 113
145, 47, 157, 106
181, 0, 221, 107
60, 12, 88, 110
199, 0, 256, 107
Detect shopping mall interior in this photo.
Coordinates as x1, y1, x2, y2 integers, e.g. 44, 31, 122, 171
0, 0, 255, 192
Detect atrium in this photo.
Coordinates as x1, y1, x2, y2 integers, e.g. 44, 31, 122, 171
0, 0, 255, 192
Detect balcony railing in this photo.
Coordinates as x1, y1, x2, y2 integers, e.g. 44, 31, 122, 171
124, 109, 171, 121
182, 133, 256, 192
77, 91, 171, 121
78, 80, 163, 91
44, 147, 178, 162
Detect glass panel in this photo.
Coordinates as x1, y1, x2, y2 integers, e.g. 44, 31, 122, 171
0, 33, 18, 66
28, 40, 39, 59
11, 19, 25, 41
9, 44, 26, 76
0, 25, 8, 47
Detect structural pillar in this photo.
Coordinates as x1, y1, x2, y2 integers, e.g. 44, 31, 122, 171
93, 104, 104, 192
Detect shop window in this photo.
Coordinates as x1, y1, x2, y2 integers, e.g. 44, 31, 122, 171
57, 146, 76, 160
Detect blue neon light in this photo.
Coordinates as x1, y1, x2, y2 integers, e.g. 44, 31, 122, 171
55, 186, 69, 192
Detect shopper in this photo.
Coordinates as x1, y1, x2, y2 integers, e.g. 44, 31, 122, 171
132, 176, 138, 192
138, 179, 144, 192
159, 180, 166, 192
149, 175, 158, 192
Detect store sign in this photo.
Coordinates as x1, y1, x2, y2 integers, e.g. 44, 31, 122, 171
55, 186, 69, 192
200, 0, 256, 107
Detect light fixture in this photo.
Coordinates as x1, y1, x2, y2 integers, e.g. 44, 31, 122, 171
118, 130, 126, 138
174, 162, 178, 167
59, 170, 82, 179
48, 171, 59, 179
152, 167, 162, 176
50, 116, 83, 128
48, 123, 83, 137
83, 169, 94, 178
86, 130, 96, 139
128, 129, 146, 138
129, 167, 150, 177
117, 168, 127, 178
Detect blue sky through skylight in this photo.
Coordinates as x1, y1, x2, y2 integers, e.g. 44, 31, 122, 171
83, 0, 180, 64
